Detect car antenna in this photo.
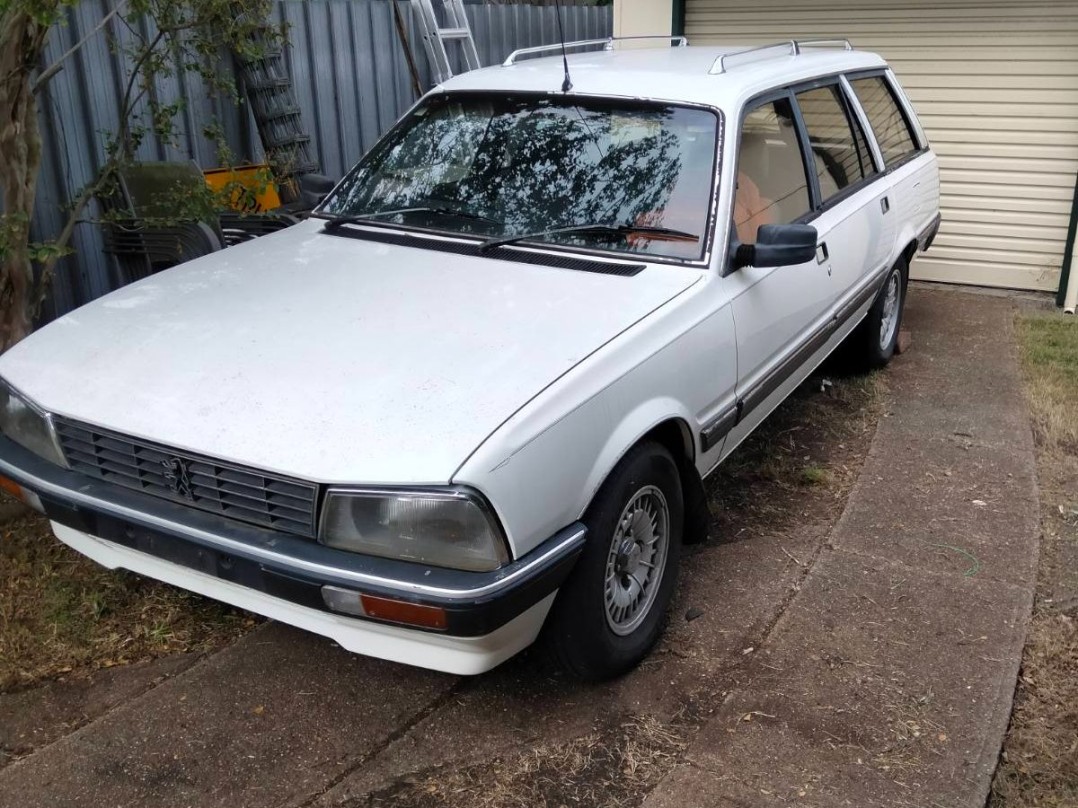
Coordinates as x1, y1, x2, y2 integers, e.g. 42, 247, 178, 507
554, 0, 573, 93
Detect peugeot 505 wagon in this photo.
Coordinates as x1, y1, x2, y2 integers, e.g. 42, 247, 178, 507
0, 37, 940, 680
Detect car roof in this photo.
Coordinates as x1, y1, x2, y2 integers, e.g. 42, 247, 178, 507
438, 45, 888, 112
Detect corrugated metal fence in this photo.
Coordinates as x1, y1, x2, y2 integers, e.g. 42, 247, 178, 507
32, 0, 612, 318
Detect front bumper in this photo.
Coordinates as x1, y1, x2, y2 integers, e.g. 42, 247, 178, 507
0, 436, 585, 673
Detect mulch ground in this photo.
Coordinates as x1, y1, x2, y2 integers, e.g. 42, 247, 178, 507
0, 501, 256, 693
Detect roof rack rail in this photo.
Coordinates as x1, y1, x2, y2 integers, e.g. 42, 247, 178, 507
798, 38, 854, 51
708, 37, 852, 75
502, 35, 688, 67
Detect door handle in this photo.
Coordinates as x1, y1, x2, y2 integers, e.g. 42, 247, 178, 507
816, 242, 829, 264
881, 196, 891, 214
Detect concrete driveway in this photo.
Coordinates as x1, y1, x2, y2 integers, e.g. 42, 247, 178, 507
0, 287, 1041, 808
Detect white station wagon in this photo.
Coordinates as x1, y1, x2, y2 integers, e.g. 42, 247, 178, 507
0, 38, 940, 680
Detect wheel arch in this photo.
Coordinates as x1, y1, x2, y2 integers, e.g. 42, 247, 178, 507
582, 409, 710, 546
896, 237, 917, 291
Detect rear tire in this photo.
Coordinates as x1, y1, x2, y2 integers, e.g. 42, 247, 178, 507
852, 258, 906, 370
541, 441, 683, 681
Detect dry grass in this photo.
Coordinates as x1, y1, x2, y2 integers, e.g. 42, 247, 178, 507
1016, 313, 1078, 455
0, 502, 256, 692
361, 714, 688, 808
992, 614, 1078, 808
990, 312, 1078, 808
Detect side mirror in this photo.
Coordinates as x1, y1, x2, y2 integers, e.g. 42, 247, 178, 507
732, 223, 818, 270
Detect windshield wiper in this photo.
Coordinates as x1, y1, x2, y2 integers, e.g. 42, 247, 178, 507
479, 224, 699, 255
321, 206, 502, 231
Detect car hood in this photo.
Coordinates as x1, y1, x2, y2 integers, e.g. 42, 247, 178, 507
1, 221, 700, 484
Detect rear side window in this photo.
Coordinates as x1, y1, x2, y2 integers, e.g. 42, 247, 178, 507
795, 85, 875, 202
849, 75, 920, 166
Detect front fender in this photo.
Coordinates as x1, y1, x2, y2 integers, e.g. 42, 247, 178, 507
455, 390, 700, 560
454, 297, 736, 559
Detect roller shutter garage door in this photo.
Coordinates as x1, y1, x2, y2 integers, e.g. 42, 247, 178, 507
684, 0, 1078, 292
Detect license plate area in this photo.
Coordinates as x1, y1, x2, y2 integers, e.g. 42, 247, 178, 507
130, 525, 219, 576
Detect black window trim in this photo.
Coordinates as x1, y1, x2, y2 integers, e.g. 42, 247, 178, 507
723, 86, 819, 278
729, 71, 898, 248
791, 76, 885, 216
844, 68, 929, 173
313, 89, 726, 271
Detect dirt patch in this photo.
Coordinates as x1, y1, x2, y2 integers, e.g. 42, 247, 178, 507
359, 712, 690, 808
706, 369, 885, 542
990, 311, 1078, 808
0, 502, 257, 692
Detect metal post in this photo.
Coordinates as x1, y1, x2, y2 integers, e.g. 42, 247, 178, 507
671, 0, 686, 37
1056, 169, 1078, 308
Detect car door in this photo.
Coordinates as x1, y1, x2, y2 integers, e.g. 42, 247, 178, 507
846, 70, 939, 251
720, 92, 833, 456
793, 80, 895, 324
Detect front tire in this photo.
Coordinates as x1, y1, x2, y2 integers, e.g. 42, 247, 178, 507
541, 441, 683, 681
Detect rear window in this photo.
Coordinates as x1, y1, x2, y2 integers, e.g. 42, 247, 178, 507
849, 76, 920, 166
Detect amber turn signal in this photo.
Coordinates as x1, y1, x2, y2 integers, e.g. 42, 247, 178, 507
360, 594, 448, 630
321, 585, 448, 630
0, 474, 24, 501
0, 474, 43, 512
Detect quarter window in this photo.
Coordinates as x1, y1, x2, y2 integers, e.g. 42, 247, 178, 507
733, 97, 811, 243
795, 85, 876, 202
850, 75, 920, 166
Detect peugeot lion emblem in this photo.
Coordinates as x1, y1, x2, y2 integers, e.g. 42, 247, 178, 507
162, 456, 195, 500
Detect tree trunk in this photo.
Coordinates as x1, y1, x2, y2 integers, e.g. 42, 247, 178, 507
0, 9, 51, 352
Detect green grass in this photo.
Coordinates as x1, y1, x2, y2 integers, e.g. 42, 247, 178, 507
1018, 313, 1078, 371
1015, 313, 1078, 452
799, 466, 831, 486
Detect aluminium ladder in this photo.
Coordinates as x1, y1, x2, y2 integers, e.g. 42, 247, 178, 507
409, 0, 481, 85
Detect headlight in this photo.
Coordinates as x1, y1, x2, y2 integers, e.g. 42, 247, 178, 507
0, 379, 67, 467
319, 487, 510, 572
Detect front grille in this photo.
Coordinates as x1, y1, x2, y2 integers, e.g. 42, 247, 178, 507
54, 418, 319, 537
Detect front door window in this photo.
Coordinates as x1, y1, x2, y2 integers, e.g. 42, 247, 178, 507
734, 97, 812, 244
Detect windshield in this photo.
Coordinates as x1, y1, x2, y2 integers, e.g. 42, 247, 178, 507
319, 93, 720, 261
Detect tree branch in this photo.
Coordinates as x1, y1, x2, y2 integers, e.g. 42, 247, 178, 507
32, 161, 114, 316
32, 1, 127, 95
116, 26, 168, 156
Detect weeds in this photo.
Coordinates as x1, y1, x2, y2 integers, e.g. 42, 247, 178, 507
800, 466, 831, 486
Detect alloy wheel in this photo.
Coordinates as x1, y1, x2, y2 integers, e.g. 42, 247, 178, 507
603, 485, 670, 636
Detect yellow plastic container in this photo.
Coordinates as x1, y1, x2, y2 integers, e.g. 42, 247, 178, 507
203, 165, 282, 213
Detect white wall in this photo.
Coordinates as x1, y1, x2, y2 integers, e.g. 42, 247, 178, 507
614, 0, 673, 38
